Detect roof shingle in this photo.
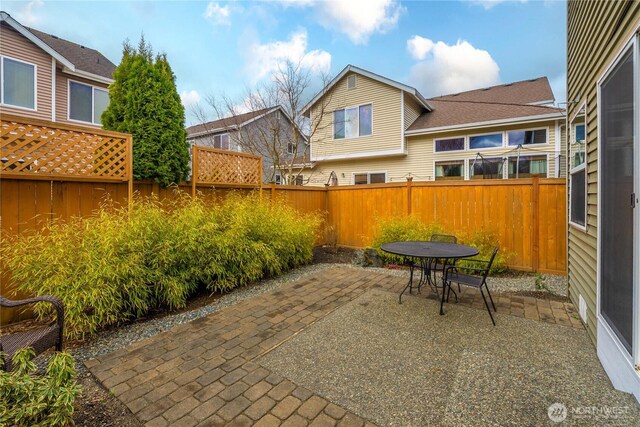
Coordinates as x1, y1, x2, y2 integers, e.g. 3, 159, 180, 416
430, 77, 554, 105
186, 107, 274, 136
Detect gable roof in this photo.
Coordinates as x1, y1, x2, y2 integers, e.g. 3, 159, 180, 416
0, 11, 115, 83
186, 106, 308, 142
301, 64, 432, 116
430, 77, 555, 106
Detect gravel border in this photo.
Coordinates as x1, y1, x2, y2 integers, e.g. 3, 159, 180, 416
31, 262, 566, 375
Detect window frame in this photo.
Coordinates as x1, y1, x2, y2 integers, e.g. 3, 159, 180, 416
507, 154, 549, 179
352, 171, 387, 185
469, 156, 506, 180
213, 133, 231, 150
347, 74, 357, 90
0, 54, 37, 111
67, 79, 109, 125
569, 101, 588, 232
468, 131, 505, 150
333, 103, 373, 140
287, 142, 295, 155
507, 127, 549, 147
433, 137, 466, 153
434, 160, 465, 181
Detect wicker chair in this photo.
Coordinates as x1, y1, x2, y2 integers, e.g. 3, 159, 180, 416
0, 296, 64, 371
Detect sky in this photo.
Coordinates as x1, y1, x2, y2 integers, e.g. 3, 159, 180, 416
2, 0, 567, 125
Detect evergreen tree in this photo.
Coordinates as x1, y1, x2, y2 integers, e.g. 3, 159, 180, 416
102, 37, 190, 186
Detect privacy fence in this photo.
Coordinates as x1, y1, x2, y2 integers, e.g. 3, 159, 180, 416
1, 116, 567, 324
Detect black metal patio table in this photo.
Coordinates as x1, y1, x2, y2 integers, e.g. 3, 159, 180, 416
380, 241, 479, 316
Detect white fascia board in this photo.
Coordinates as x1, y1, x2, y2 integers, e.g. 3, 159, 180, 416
311, 148, 406, 162
62, 67, 114, 85
1, 12, 76, 70
301, 64, 432, 116
404, 112, 566, 136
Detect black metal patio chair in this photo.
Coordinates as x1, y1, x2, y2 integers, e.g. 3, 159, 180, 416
0, 295, 65, 371
443, 247, 499, 326
427, 234, 458, 288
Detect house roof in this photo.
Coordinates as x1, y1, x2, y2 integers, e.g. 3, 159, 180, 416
406, 77, 564, 133
27, 27, 116, 79
186, 107, 277, 137
430, 77, 555, 105
0, 11, 115, 83
301, 64, 432, 116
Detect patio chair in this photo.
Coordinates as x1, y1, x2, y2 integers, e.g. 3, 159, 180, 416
443, 247, 499, 326
428, 234, 458, 286
0, 295, 64, 371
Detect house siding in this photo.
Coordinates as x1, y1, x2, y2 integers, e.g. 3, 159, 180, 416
307, 119, 564, 186
404, 95, 422, 130
0, 24, 53, 121
55, 70, 109, 127
310, 72, 402, 160
566, 0, 640, 344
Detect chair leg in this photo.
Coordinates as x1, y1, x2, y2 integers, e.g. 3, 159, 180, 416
484, 283, 497, 312
480, 289, 496, 326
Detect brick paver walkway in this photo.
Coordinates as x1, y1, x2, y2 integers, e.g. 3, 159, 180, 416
86, 267, 581, 426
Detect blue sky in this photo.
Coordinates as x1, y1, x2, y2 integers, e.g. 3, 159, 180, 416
3, 0, 567, 124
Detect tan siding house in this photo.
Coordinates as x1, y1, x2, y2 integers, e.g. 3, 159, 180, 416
303, 65, 565, 187
567, 0, 640, 402
0, 12, 115, 127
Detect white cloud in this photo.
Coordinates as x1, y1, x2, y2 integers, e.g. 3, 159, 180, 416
315, 0, 404, 44
18, 0, 44, 26
246, 29, 331, 83
204, 2, 231, 25
275, 0, 403, 45
407, 35, 434, 61
469, 0, 528, 10
407, 38, 500, 97
180, 90, 201, 107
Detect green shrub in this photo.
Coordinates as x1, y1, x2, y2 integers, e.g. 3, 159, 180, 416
371, 216, 509, 273
1, 193, 320, 338
0, 348, 82, 427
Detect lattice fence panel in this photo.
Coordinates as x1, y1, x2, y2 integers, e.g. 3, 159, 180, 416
1, 115, 130, 181
195, 146, 261, 186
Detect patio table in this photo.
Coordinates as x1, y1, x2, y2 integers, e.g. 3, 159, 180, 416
380, 241, 479, 316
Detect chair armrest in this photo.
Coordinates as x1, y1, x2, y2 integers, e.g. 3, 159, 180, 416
444, 264, 488, 277
0, 296, 64, 338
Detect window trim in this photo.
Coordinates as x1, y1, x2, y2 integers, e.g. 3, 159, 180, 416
67, 79, 108, 125
433, 159, 465, 181
352, 171, 387, 185
468, 131, 505, 151
506, 126, 550, 147
569, 101, 588, 231
287, 142, 295, 155
213, 133, 231, 150
333, 103, 374, 140
469, 156, 506, 180
347, 74, 357, 90
433, 136, 466, 153
0, 54, 38, 112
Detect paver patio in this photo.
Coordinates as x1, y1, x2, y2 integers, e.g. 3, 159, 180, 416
86, 267, 639, 426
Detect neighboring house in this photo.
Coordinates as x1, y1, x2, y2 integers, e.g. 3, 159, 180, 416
186, 106, 309, 184
302, 65, 566, 186
0, 11, 115, 126
567, 1, 640, 401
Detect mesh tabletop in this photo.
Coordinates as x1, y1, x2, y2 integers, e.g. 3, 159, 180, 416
380, 241, 479, 259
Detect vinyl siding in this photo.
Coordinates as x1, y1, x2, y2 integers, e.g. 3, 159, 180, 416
404, 95, 422, 130
56, 71, 109, 126
0, 24, 53, 121
310, 72, 402, 160
566, 0, 640, 344
306, 119, 564, 186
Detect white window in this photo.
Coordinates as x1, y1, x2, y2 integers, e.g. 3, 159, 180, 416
295, 175, 304, 186
569, 104, 587, 229
287, 142, 295, 154
353, 172, 386, 185
333, 104, 372, 139
1, 56, 36, 110
435, 160, 464, 180
507, 155, 548, 178
213, 133, 230, 150
470, 157, 504, 179
69, 81, 109, 124
469, 133, 503, 149
347, 75, 357, 89
274, 173, 282, 185
434, 137, 465, 152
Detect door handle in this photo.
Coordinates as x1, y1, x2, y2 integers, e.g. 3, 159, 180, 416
632, 193, 637, 209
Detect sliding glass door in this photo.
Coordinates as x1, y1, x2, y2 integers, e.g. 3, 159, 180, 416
600, 44, 636, 354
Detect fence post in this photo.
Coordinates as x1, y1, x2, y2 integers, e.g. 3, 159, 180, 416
406, 177, 413, 216
532, 176, 540, 272
191, 146, 198, 198
127, 135, 133, 208
270, 182, 276, 202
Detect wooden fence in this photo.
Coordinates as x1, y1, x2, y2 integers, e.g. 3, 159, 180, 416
1, 116, 568, 324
